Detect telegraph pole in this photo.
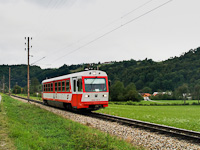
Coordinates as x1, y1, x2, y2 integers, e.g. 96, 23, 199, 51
9, 67, 11, 96
28, 37, 30, 100
2, 75, 5, 93
25, 37, 32, 101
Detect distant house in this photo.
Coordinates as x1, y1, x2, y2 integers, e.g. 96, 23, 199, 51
102, 61, 114, 65
183, 93, 192, 100
140, 93, 151, 101
153, 92, 172, 96
143, 93, 151, 97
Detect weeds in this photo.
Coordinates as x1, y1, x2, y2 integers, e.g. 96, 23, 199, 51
2, 94, 139, 150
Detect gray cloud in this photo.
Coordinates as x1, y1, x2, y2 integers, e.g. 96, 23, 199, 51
26, 0, 78, 8
0, 0, 200, 69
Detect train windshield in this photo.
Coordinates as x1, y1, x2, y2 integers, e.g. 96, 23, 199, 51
84, 78, 107, 92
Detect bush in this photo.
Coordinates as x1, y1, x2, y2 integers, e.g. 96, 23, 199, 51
150, 94, 175, 100
192, 102, 198, 105
125, 101, 135, 105
12, 85, 22, 94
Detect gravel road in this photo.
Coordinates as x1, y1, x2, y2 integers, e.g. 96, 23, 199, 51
11, 96, 200, 150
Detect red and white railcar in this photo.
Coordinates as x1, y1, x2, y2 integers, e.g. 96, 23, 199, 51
42, 70, 109, 110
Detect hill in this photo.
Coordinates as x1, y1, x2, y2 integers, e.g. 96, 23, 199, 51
1, 47, 200, 94
100, 47, 200, 92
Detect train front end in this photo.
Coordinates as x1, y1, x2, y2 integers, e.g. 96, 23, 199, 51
73, 70, 109, 110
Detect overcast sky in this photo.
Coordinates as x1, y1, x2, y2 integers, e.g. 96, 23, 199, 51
0, 0, 200, 68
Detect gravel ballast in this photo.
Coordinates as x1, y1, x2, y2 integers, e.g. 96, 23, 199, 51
11, 96, 200, 150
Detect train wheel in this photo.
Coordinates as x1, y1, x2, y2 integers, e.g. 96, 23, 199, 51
43, 100, 48, 105
63, 103, 72, 111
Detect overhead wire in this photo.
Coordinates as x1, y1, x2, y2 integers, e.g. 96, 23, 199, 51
31, 57, 46, 65
51, 0, 173, 63
32, 0, 156, 66
46, 0, 155, 58
34, 0, 67, 40
30, 0, 70, 65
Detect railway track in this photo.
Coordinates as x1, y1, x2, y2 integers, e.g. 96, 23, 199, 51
85, 112, 200, 143
11, 95, 43, 105
11, 94, 200, 143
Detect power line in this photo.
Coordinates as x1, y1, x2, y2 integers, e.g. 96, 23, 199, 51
32, 0, 156, 65
52, 0, 173, 63
31, 57, 46, 66
121, 0, 154, 19
52, 0, 155, 56
34, 0, 70, 40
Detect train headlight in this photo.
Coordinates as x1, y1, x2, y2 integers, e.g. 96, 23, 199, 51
93, 72, 96, 75
103, 94, 107, 97
85, 95, 90, 98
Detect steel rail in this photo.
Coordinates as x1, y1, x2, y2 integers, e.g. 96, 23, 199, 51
86, 112, 200, 143
10, 94, 200, 143
11, 95, 43, 105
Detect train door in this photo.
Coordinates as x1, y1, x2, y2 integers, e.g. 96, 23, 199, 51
53, 81, 57, 100
72, 77, 82, 108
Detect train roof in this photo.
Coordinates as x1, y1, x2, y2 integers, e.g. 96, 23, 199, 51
42, 70, 107, 83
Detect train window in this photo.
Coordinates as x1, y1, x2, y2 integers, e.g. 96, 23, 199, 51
58, 82, 61, 92
77, 79, 82, 92
43, 84, 45, 92
84, 78, 107, 92
66, 80, 70, 92
55, 82, 57, 92
73, 80, 76, 92
62, 81, 65, 92
47, 83, 50, 92
51, 83, 53, 92
45, 84, 46, 92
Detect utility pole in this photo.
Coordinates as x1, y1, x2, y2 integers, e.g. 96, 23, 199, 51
2, 75, 5, 93
25, 37, 32, 101
9, 67, 11, 96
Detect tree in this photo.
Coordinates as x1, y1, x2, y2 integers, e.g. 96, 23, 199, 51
175, 84, 188, 104
30, 77, 40, 94
12, 85, 22, 94
125, 82, 142, 102
193, 84, 200, 104
141, 87, 152, 93
110, 81, 125, 101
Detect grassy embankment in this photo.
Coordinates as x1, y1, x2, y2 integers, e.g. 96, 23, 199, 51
97, 104, 200, 132
0, 94, 140, 150
110, 100, 200, 106
0, 94, 16, 150
14, 94, 200, 132
15, 93, 42, 101
15, 93, 200, 105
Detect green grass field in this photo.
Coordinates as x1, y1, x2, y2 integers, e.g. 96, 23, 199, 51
0, 94, 139, 150
97, 104, 200, 132
110, 99, 200, 106
16, 93, 42, 101
15, 93, 200, 106
13, 94, 200, 132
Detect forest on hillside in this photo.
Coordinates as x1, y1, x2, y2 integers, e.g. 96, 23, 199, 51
1, 47, 200, 101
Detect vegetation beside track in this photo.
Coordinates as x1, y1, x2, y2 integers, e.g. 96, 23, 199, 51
0, 94, 16, 150
1, 94, 140, 150
97, 104, 200, 132
110, 100, 200, 106
13, 94, 200, 132
15, 93, 200, 106
15, 94, 42, 101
